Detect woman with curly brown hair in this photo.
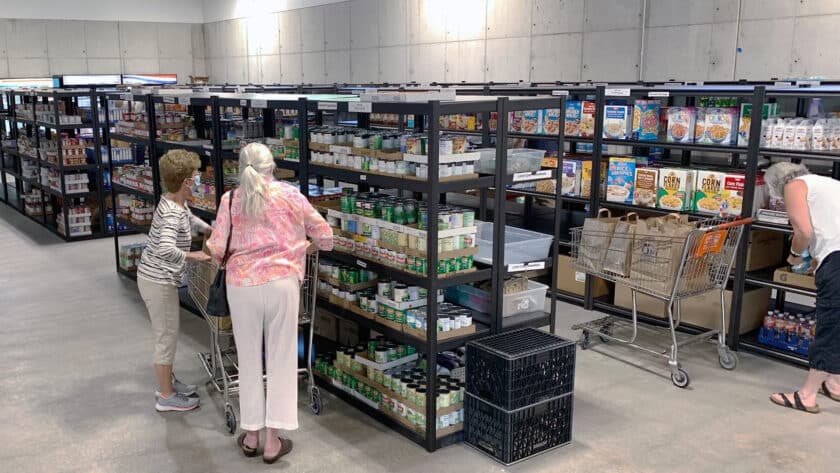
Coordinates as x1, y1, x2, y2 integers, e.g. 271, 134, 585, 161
137, 149, 212, 412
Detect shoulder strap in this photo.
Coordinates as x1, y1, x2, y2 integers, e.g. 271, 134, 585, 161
220, 190, 234, 267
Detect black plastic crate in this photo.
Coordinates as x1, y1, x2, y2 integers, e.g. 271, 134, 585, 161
466, 327, 576, 410
464, 392, 573, 465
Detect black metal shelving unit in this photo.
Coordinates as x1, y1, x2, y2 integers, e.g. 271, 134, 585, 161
5, 88, 108, 241
0, 90, 21, 210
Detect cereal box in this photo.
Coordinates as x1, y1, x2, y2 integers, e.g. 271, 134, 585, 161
542, 108, 562, 135
561, 159, 583, 196
606, 157, 636, 203
657, 168, 695, 212
603, 105, 632, 140
693, 170, 726, 215
581, 160, 607, 199
699, 108, 739, 145
632, 168, 659, 208
632, 100, 661, 141
812, 119, 830, 151
738, 103, 780, 146
721, 174, 746, 216
666, 107, 696, 143
693, 108, 707, 144
508, 111, 523, 133
794, 119, 813, 150
521, 109, 541, 135
565, 101, 596, 137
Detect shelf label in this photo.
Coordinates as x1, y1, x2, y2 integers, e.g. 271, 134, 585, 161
120, 93, 132, 101
178, 97, 191, 105
348, 101, 373, 113
512, 169, 552, 182
360, 174, 367, 181
205, 150, 212, 157
796, 80, 821, 87
239, 99, 249, 107
605, 88, 631, 97
508, 261, 546, 272
329, 145, 352, 154
318, 101, 338, 111
551, 90, 569, 96
774, 81, 793, 87
648, 91, 669, 98
162, 96, 175, 104
574, 271, 586, 283
356, 259, 367, 268
251, 99, 267, 109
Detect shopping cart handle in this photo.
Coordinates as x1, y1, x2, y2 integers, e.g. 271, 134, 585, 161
714, 217, 754, 230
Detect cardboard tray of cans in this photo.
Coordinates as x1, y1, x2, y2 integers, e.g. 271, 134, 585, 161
379, 240, 478, 260
403, 323, 476, 342
330, 245, 476, 278
353, 351, 419, 371
313, 160, 479, 182
313, 373, 380, 410
329, 211, 478, 239
380, 406, 464, 439
324, 276, 379, 293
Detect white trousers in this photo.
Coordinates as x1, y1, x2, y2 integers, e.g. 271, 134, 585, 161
227, 276, 300, 431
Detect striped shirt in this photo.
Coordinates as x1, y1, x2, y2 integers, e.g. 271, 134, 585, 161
137, 196, 210, 286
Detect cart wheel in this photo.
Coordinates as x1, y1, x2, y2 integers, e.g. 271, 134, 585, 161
311, 393, 323, 415
599, 324, 613, 343
224, 407, 237, 434
671, 368, 690, 389
579, 332, 591, 350
719, 349, 738, 371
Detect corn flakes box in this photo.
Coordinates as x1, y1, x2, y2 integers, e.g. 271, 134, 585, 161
657, 168, 695, 212
666, 107, 696, 143
693, 170, 726, 215
606, 157, 636, 203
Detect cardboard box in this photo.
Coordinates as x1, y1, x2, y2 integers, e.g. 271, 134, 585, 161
614, 285, 771, 334
773, 266, 816, 291
338, 319, 360, 346
313, 311, 338, 341
738, 230, 785, 272
556, 255, 610, 298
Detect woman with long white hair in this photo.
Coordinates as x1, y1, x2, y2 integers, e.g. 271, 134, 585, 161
207, 143, 333, 462
765, 162, 840, 414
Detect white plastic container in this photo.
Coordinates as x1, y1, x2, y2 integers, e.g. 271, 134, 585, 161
474, 221, 553, 265
474, 148, 546, 175
445, 280, 548, 318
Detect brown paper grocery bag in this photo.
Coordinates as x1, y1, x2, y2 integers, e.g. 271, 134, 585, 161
629, 215, 695, 296
603, 213, 639, 277
577, 208, 621, 273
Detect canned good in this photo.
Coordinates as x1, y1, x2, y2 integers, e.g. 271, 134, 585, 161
448, 210, 463, 229
447, 258, 458, 273
396, 252, 407, 268
404, 201, 417, 224
460, 255, 473, 270
386, 306, 396, 322
462, 210, 475, 227
463, 234, 475, 248
340, 194, 352, 213
437, 259, 447, 275
439, 137, 453, 155
397, 232, 408, 248
393, 284, 408, 302
364, 200, 374, 217
438, 213, 450, 230
439, 237, 454, 253
378, 281, 392, 298
396, 345, 406, 358
394, 310, 406, 324
368, 299, 378, 314
418, 258, 427, 275
393, 202, 406, 225
381, 203, 394, 222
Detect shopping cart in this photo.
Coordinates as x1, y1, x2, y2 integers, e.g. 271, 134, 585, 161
569, 216, 751, 388
186, 251, 323, 434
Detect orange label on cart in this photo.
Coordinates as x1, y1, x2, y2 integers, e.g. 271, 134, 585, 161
695, 229, 728, 257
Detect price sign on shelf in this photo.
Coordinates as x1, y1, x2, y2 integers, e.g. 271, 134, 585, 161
356, 259, 367, 269
205, 150, 212, 157
120, 93, 132, 102
512, 170, 552, 182
162, 96, 175, 104
240, 99, 249, 107
251, 99, 268, 109
648, 91, 669, 98
360, 174, 367, 181
508, 261, 546, 272
178, 97, 191, 105
605, 88, 631, 97
318, 102, 338, 111
348, 101, 372, 113
551, 90, 570, 96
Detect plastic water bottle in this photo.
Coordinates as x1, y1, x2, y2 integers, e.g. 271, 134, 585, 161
762, 311, 776, 340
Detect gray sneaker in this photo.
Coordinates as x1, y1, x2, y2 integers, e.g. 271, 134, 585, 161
155, 377, 197, 397
155, 392, 200, 412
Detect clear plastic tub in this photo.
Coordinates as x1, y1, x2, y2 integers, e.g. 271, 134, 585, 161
474, 221, 553, 265
445, 280, 548, 317
475, 148, 546, 175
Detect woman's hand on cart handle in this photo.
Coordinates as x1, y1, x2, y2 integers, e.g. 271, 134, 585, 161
187, 251, 212, 262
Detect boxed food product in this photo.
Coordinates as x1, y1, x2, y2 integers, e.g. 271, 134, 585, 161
666, 107, 696, 143
794, 119, 814, 150
699, 108, 739, 145
693, 108, 707, 144
581, 160, 607, 199
812, 119, 831, 151
606, 157, 636, 203
520, 110, 541, 135
565, 100, 597, 138
561, 159, 583, 196
657, 168, 695, 211
603, 105, 632, 140
774, 266, 816, 290
721, 173, 746, 216
782, 118, 799, 149
632, 100, 661, 141
738, 103, 780, 146
831, 119, 840, 150
542, 108, 562, 135
769, 118, 786, 148
509, 111, 523, 133
632, 168, 659, 207
693, 170, 726, 215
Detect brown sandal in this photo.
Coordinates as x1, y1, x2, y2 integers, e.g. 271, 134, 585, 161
770, 391, 820, 414
820, 382, 840, 402
263, 438, 293, 464
237, 433, 259, 457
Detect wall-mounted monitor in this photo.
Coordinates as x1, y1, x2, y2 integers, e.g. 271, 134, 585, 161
122, 74, 178, 85
0, 77, 54, 89
61, 74, 121, 86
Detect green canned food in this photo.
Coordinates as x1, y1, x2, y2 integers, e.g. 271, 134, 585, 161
394, 310, 406, 324
381, 203, 394, 222
340, 194, 352, 213
447, 258, 458, 273
406, 345, 417, 355
396, 345, 406, 358
418, 258, 427, 275
386, 307, 396, 322
364, 200, 375, 217
355, 198, 365, 215
348, 194, 357, 214
368, 340, 378, 358
438, 259, 447, 275
404, 201, 417, 224
461, 255, 473, 270
393, 202, 405, 225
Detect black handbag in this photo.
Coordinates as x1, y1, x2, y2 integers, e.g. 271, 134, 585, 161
206, 190, 234, 317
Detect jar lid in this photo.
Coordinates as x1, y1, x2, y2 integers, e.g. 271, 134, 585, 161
375, 347, 388, 352
436, 388, 450, 394
407, 383, 420, 389
416, 387, 427, 394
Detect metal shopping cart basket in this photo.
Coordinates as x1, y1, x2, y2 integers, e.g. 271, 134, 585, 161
569, 216, 751, 388
186, 251, 323, 434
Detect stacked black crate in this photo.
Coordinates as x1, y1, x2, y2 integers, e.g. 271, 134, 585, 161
464, 327, 576, 465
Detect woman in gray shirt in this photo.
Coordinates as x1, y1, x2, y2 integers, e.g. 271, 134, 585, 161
137, 149, 211, 412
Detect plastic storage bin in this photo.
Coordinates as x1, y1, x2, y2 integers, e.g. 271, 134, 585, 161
474, 221, 553, 265
466, 328, 576, 410
445, 280, 548, 318
464, 392, 573, 465
475, 148, 546, 175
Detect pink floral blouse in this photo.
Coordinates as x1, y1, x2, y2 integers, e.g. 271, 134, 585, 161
207, 180, 333, 287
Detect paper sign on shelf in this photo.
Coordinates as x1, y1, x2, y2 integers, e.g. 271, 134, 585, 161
348, 102, 372, 113
360, 174, 367, 181
508, 261, 546, 272
329, 145, 352, 154
251, 99, 267, 109
120, 93, 132, 101
574, 272, 586, 283
551, 90, 570, 96
178, 97, 191, 105
796, 80, 821, 87
356, 259, 367, 269
605, 88, 631, 97
648, 91, 669, 97
774, 81, 793, 87
240, 99, 249, 107
162, 96, 175, 104
318, 102, 338, 111
512, 170, 552, 182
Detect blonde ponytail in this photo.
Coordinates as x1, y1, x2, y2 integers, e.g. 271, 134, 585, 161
238, 143, 275, 219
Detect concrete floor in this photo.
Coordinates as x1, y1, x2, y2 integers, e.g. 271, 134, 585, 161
1, 203, 838, 473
